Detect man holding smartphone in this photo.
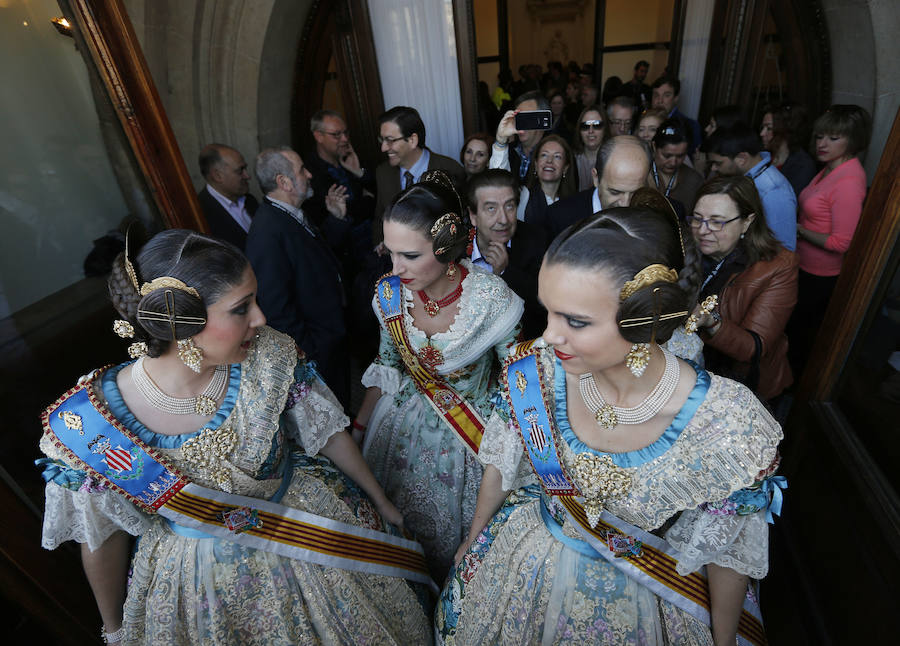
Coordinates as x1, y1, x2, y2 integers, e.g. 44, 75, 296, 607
489, 90, 550, 182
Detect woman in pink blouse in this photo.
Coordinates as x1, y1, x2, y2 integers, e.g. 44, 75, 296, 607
790, 104, 871, 374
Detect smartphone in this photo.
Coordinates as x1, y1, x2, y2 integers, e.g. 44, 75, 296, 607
515, 110, 553, 131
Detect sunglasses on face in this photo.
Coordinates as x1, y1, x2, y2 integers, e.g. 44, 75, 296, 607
580, 120, 604, 131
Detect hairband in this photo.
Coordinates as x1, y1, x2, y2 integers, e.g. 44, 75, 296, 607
619, 264, 678, 302
123, 229, 201, 300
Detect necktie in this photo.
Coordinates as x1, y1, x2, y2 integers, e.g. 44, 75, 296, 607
404, 171, 414, 189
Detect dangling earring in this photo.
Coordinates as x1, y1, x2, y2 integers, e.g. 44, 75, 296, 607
625, 343, 652, 378
446, 261, 458, 279
740, 232, 745, 239
177, 337, 203, 373
128, 342, 148, 358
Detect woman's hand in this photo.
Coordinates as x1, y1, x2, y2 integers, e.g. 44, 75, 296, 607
377, 499, 404, 529
453, 535, 472, 567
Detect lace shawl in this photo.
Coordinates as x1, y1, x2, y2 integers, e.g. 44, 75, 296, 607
362, 260, 524, 392
479, 343, 782, 577
38, 326, 347, 551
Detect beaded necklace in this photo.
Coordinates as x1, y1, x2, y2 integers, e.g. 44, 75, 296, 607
417, 266, 468, 317
578, 346, 679, 430
132, 355, 228, 416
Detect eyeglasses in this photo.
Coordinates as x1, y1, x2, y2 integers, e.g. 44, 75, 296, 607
580, 120, 604, 131
609, 119, 632, 128
377, 135, 409, 146
686, 215, 742, 232
320, 129, 350, 139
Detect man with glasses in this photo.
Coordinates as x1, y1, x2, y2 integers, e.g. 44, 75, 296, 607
607, 96, 636, 137
373, 106, 465, 244
702, 123, 797, 251
197, 143, 259, 251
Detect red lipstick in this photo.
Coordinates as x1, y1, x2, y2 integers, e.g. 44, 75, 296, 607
399, 278, 414, 284
554, 349, 575, 360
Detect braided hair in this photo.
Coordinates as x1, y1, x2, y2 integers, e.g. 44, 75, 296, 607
384, 169, 471, 263
544, 187, 701, 343
108, 230, 248, 357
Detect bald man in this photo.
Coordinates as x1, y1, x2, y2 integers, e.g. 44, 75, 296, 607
197, 143, 259, 250
545, 135, 651, 238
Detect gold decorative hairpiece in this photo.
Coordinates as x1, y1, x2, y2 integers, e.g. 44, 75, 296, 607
619, 310, 689, 328
139, 277, 201, 299
430, 212, 462, 238
619, 264, 679, 302
124, 229, 141, 292
137, 289, 206, 341
420, 169, 465, 225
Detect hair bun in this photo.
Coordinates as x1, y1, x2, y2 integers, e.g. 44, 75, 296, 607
418, 169, 465, 217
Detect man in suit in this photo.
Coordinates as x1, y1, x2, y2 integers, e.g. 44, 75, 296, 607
487, 90, 549, 182
545, 135, 651, 238
197, 144, 259, 250
467, 169, 548, 339
245, 146, 350, 407
652, 75, 702, 157
372, 106, 466, 244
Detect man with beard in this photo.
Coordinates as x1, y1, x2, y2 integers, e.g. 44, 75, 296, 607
245, 146, 350, 406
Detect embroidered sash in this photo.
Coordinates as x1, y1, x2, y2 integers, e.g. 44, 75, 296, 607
376, 274, 486, 456
41, 379, 435, 590
501, 344, 767, 646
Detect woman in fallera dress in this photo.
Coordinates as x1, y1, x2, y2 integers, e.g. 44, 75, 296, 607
437, 191, 785, 645
354, 170, 523, 581
37, 230, 431, 645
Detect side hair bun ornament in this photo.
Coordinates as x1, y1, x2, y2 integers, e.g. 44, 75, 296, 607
619, 264, 679, 302
139, 276, 201, 299
430, 212, 462, 239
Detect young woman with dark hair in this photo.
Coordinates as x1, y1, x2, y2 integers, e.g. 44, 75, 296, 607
37, 229, 432, 645
354, 170, 523, 581
437, 189, 784, 646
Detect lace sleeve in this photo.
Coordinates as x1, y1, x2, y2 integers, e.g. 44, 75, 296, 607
361, 325, 404, 394
493, 321, 523, 364
665, 506, 769, 579
281, 360, 350, 456
478, 401, 533, 491
41, 481, 151, 552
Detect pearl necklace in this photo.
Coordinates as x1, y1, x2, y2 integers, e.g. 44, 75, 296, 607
578, 346, 678, 429
132, 355, 228, 416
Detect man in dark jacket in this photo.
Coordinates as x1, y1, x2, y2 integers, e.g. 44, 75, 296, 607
245, 146, 350, 406
197, 144, 258, 250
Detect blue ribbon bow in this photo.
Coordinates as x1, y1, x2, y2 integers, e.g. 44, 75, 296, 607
760, 475, 787, 523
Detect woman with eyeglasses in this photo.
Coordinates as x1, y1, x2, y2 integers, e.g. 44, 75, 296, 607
573, 104, 610, 191
688, 176, 798, 402
648, 118, 705, 212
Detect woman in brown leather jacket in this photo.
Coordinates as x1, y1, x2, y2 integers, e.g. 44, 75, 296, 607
687, 175, 798, 401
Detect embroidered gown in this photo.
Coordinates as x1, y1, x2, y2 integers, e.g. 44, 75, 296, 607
362, 261, 523, 581
436, 342, 782, 645
37, 326, 431, 646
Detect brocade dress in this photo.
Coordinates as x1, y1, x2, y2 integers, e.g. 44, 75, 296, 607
38, 326, 431, 646
436, 342, 782, 645
362, 261, 523, 580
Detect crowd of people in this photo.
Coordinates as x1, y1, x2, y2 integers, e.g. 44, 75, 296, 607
36, 55, 873, 645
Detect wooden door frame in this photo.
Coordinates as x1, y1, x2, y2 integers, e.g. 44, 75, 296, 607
292, 0, 386, 167
62, 0, 204, 231
698, 0, 830, 128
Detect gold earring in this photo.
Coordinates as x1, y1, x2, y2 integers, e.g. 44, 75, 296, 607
128, 342, 148, 358
113, 320, 135, 338
446, 261, 458, 279
625, 343, 651, 378
177, 338, 203, 373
